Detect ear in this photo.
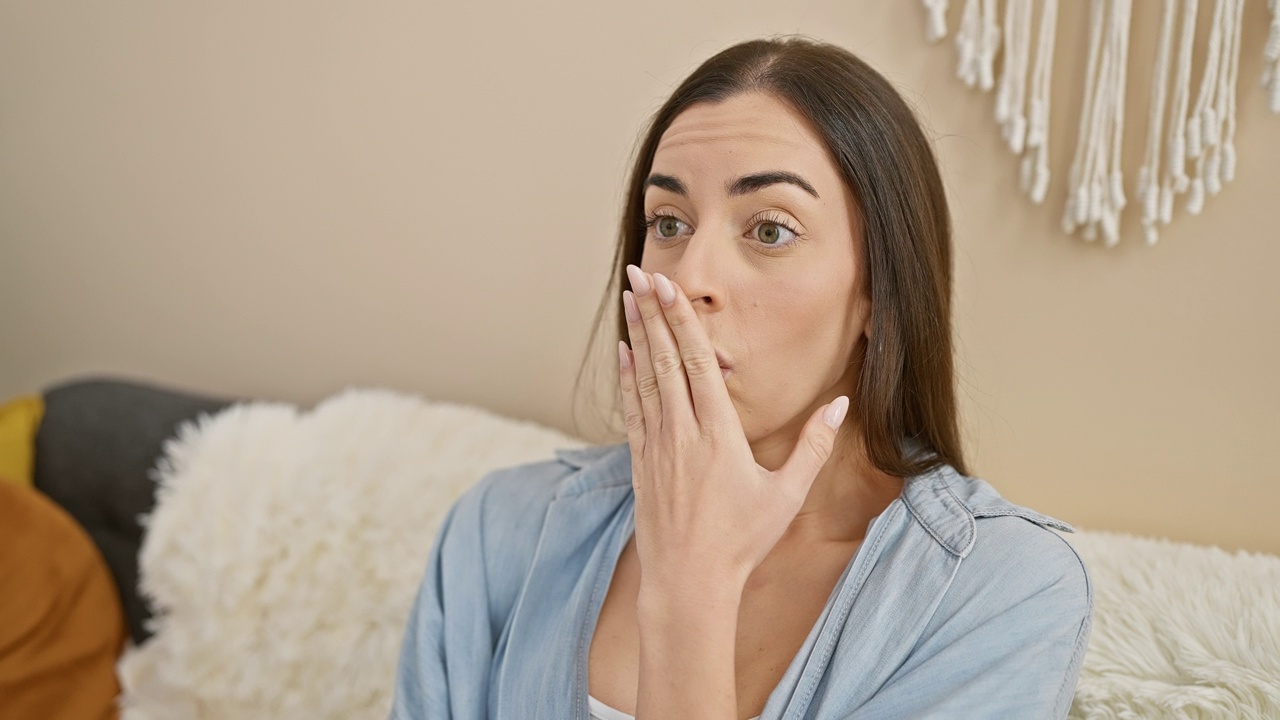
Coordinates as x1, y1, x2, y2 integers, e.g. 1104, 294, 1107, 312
856, 295, 872, 345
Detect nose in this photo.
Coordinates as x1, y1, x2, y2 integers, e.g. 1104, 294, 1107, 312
667, 230, 723, 313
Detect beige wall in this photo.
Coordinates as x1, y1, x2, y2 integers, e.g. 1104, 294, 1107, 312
2, 2, 1276, 554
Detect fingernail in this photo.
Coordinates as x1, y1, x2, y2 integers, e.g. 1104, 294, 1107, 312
626, 264, 651, 296
623, 291, 639, 322
618, 341, 631, 370
653, 273, 676, 305
824, 396, 849, 429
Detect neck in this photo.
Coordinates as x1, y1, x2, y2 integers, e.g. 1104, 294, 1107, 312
754, 418, 904, 547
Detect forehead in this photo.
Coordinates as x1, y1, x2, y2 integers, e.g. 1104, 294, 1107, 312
652, 91, 835, 179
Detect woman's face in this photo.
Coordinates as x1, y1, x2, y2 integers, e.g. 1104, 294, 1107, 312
640, 90, 870, 463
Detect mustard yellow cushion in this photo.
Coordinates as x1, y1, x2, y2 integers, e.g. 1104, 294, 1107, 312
0, 394, 44, 488
0, 482, 126, 719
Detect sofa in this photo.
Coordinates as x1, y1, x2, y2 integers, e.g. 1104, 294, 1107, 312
1, 375, 1276, 719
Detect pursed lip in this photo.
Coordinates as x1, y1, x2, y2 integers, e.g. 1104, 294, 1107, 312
715, 351, 732, 370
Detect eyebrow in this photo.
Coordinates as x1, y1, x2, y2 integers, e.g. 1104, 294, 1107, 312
644, 171, 820, 200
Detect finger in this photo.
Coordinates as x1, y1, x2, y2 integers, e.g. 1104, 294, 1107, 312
653, 274, 735, 430
622, 286, 663, 435
617, 340, 647, 452
777, 396, 848, 504
627, 265, 696, 431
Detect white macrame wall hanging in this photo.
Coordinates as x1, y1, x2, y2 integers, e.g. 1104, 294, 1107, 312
923, 0, 1278, 247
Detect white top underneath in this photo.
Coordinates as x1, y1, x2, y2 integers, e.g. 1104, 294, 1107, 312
588, 693, 761, 720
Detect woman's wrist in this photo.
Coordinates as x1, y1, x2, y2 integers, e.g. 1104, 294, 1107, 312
634, 577, 744, 720
636, 574, 746, 627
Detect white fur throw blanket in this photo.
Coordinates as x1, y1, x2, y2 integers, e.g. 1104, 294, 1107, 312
116, 388, 1280, 719
117, 388, 588, 719
1061, 531, 1280, 719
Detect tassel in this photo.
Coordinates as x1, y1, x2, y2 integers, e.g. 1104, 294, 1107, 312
955, 0, 982, 86
925, 0, 950, 42
1062, 0, 1108, 236
1218, 0, 1244, 185
1023, 0, 1058, 204
995, 0, 1034, 154
1164, 0, 1199, 204
1138, 0, 1178, 245
979, 0, 1000, 90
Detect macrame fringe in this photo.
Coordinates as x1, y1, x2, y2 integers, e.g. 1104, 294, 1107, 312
925, 0, 1265, 247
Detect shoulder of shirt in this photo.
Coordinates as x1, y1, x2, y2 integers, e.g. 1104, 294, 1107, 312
900, 459, 1082, 556
901, 451, 1091, 621
916, 462, 1093, 637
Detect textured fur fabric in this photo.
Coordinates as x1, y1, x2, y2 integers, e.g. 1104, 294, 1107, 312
1062, 530, 1280, 718
116, 388, 587, 719
117, 388, 1280, 719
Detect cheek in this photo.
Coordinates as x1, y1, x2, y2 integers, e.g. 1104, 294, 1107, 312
730, 280, 853, 435
745, 283, 839, 379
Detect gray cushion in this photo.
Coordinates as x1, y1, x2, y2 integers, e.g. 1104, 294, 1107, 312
33, 376, 241, 645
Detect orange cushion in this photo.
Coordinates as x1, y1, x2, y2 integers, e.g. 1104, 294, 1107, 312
0, 482, 126, 720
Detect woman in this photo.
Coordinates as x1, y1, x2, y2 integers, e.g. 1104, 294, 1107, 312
390, 35, 1092, 720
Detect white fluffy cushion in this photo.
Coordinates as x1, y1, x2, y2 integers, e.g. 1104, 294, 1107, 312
117, 387, 587, 719
1062, 530, 1280, 718
117, 387, 1280, 719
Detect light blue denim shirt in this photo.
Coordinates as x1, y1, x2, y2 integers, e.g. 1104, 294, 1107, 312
390, 441, 1093, 719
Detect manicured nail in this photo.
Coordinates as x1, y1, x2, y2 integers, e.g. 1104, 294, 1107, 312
653, 273, 677, 306
626, 264, 651, 296
618, 341, 632, 370
824, 396, 849, 429
623, 291, 639, 322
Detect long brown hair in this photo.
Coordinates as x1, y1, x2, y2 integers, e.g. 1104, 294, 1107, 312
571, 34, 967, 479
